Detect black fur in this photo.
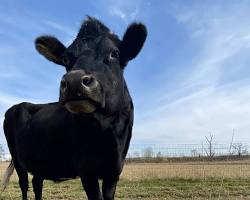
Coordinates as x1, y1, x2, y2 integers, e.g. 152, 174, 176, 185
77, 16, 111, 39
4, 17, 147, 200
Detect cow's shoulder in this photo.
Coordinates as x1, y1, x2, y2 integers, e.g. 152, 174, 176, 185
5, 102, 46, 119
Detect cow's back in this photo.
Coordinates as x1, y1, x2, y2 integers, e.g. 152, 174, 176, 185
4, 102, 40, 155
4, 103, 75, 178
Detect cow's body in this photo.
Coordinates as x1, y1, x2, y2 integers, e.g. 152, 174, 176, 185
5, 100, 132, 181
3, 17, 146, 200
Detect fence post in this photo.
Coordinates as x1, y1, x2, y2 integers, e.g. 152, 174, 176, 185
201, 142, 204, 157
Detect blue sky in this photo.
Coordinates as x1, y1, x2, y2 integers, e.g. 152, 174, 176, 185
1, 0, 250, 146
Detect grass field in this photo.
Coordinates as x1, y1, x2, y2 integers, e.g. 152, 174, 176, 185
1, 160, 250, 199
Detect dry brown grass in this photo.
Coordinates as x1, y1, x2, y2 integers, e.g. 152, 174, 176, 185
121, 160, 250, 180
1, 159, 250, 182
1, 160, 250, 199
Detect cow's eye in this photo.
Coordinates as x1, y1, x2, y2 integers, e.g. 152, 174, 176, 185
104, 50, 120, 65
62, 54, 76, 68
62, 56, 70, 66
109, 50, 119, 60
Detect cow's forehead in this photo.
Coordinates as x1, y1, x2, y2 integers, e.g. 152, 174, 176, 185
66, 34, 120, 57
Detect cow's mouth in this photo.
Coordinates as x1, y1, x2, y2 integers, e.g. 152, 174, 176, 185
62, 97, 105, 114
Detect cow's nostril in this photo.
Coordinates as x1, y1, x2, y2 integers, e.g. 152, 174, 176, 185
81, 76, 94, 87
61, 78, 68, 92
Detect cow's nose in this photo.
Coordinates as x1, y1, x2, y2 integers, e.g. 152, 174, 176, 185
60, 77, 68, 95
60, 71, 100, 99
81, 75, 96, 89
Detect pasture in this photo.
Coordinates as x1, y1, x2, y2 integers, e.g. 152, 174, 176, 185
1, 160, 250, 199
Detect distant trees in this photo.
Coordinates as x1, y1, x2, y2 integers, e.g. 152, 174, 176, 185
205, 134, 215, 158
126, 135, 250, 161
191, 149, 199, 157
156, 151, 163, 158
232, 142, 248, 157
143, 147, 154, 158
133, 151, 140, 158
0, 144, 4, 161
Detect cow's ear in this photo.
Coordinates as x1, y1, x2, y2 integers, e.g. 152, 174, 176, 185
35, 36, 66, 65
119, 23, 147, 68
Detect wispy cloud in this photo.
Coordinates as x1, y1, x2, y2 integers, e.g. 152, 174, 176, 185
108, 0, 141, 23
0, 3, 67, 143
173, 3, 250, 88
42, 20, 76, 45
43, 20, 75, 36
1, 1, 250, 147
133, 2, 250, 144
0, 91, 31, 144
109, 6, 127, 21
0, 91, 41, 109
0, 65, 24, 79
134, 79, 250, 143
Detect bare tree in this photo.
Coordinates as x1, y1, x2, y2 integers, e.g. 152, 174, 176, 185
156, 151, 163, 158
205, 134, 215, 158
0, 144, 4, 161
228, 129, 235, 155
232, 142, 248, 157
155, 151, 164, 162
133, 151, 140, 158
143, 147, 154, 158
191, 149, 199, 157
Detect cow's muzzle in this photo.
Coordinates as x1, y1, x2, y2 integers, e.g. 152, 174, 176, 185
59, 70, 105, 113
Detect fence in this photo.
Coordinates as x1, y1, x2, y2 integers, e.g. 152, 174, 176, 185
127, 142, 250, 158
1, 142, 250, 160
1, 142, 250, 182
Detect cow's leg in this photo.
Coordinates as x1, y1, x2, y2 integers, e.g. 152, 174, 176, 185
14, 163, 29, 200
32, 176, 44, 200
102, 177, 118, 200
81, 176, 103, 200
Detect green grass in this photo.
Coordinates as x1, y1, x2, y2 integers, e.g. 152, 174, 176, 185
1, 178, 250, 199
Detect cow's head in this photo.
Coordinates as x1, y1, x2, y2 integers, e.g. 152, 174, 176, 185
35, 17, 147, 114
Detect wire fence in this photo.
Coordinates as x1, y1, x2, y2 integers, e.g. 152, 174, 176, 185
127, 142, 250, 158
1, 142, 250, 160
1, 142, 250, 183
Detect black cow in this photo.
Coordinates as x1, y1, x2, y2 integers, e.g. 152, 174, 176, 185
2, 17, 147, 200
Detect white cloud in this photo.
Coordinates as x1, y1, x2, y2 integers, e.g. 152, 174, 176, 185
180, 9, 250, 88
108, 0, 141, 23
42, 20, 76, 46
133, 2, 250, 144
1, 1, 250, 148
109, 6, 127, 21
129, 7, 139, 19
0, 91, 43, 144
134, 80, 250, 143
43, 20, 75, 37
0, 91, 40, 108
0, 63, 25, 80
0, 93, 28, 144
